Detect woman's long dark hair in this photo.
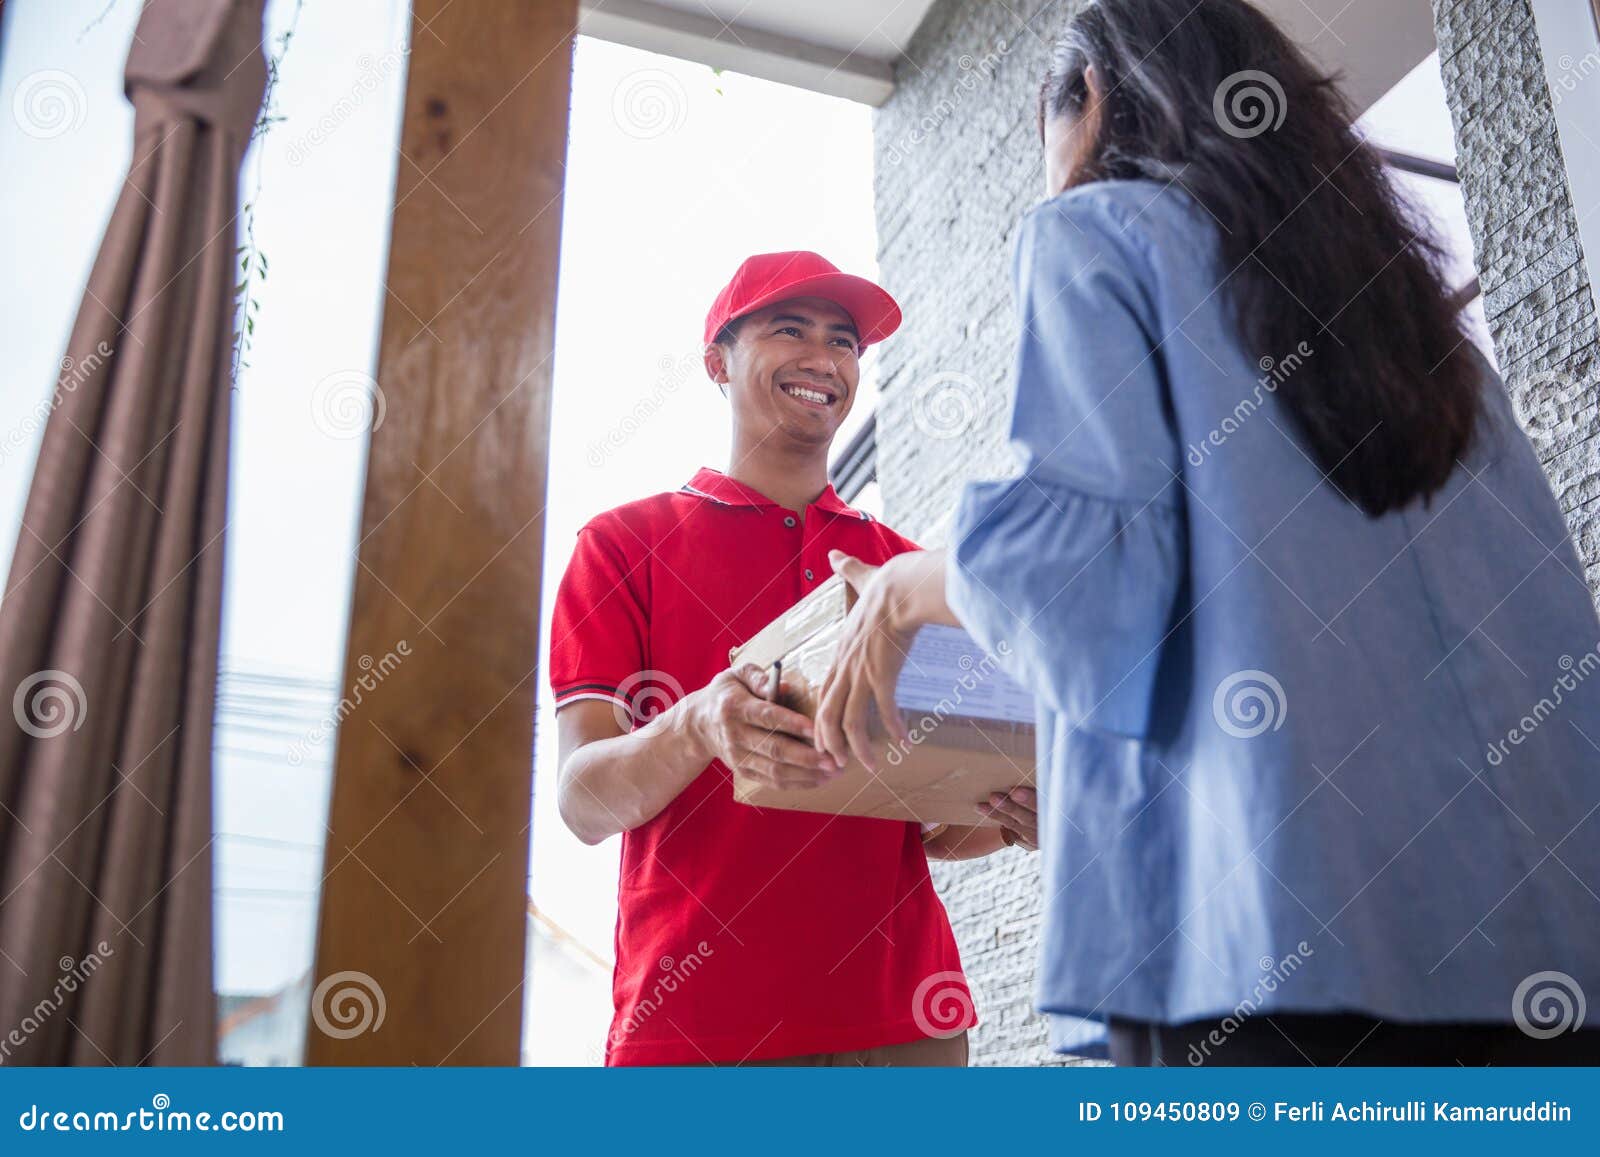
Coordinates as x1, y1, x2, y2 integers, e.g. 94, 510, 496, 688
1042, 0, 1479, 516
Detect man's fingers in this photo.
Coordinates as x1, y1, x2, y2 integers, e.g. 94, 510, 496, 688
736, 752, 835, 792
742, 726, 837, 774
738, 695, 817, 742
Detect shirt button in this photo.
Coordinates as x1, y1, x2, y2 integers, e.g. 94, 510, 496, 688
784, 516, 797, 528
804, 568, 815, 581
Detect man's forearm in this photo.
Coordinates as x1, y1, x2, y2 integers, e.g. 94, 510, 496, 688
557, 700, 709, 845
923, 823, 1009, 861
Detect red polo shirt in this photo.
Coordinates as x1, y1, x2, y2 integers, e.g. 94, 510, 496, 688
549, 468, 972, 1065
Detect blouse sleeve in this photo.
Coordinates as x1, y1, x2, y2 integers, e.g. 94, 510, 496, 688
946, 193, 1185, 739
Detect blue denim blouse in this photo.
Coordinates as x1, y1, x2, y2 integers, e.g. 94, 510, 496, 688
946, 180, 1600, 1054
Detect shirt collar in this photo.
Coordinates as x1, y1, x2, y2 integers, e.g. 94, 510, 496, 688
680, 467, 873, 522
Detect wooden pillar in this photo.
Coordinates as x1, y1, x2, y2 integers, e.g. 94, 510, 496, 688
307, 0, 574, 1065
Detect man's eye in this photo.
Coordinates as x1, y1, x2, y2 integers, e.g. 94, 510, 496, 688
832, 338, 858, 351
775, 326, 801, 337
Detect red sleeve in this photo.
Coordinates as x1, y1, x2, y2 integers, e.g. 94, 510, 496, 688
548, 517, 648, 718
862, 521, 921, 562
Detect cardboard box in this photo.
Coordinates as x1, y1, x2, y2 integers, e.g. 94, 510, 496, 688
727, 575, 1036, 826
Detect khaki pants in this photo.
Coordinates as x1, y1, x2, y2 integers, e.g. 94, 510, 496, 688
735, 1031, 968, 1068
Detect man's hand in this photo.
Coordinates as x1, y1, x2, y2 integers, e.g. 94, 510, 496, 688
978, 786, 1039, 850
556, 664, 842, 844
687, 665, 842, 791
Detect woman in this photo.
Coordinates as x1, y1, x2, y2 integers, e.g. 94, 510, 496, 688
817, 0, 1600, 1065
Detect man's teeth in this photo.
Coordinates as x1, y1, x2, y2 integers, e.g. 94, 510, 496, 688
782, 384, 832, 405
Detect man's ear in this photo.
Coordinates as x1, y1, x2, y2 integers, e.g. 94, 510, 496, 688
704, 342, 730, 396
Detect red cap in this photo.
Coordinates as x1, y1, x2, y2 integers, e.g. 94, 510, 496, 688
703, 251, 902, 350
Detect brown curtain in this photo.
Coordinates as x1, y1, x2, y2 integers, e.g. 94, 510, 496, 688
0, 0, 266, 1065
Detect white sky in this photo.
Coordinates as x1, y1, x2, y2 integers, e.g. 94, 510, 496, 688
0, 0, 1473, 1064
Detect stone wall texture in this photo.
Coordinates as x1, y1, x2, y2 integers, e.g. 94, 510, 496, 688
1432, 0, 1600, 591
872, 0, 1599, 1065
872, 0, 1087, 1068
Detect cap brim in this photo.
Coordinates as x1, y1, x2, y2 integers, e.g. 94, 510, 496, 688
730, 271, 902, 349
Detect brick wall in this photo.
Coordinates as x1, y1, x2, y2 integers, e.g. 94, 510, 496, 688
872, 0, 1085, 1067
872, 0, 1599, 1066
1432, 0, 1600, 591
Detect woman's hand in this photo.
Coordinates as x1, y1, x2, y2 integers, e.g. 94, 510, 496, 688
814, 548, 957, 772
978, 786, 1039, 850
814, 552, 915, 771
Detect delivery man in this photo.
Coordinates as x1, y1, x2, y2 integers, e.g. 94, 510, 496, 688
549, 251, 1036, 1066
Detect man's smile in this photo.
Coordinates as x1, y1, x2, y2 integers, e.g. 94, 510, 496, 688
779, 380, 840, 409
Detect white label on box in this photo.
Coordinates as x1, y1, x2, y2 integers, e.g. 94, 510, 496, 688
894, 625, 1035, 725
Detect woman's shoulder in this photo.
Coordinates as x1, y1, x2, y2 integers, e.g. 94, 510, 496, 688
1023, 179, 1216, 265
